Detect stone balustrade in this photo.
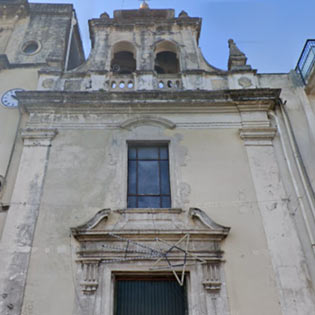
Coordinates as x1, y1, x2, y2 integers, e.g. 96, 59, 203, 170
109, 75, 135, 91
156, 75, 182, 90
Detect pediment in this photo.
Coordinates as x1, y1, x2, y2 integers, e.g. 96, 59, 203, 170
119, 115, 176, 130
71, 208, 230, 241
71, 208, 230, 295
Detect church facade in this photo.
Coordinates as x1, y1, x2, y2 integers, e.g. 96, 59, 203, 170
1, 1, 315, 315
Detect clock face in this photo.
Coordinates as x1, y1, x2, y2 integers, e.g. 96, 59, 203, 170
1, 88, 24, 108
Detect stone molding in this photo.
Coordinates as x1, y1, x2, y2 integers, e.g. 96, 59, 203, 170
21, 128, 58, 146
189, 207, 230, 231
17, 89, 280, 114
29, 3, 73, 16
80, 260, 100, 295
0, 54, 10, 70
0, 126, 56, 315
239, 127, 277, 146
120, 115, 176, 130
202, 263, 222, 292
71, 208, 230, 295
26, 120, 242, 131
228, 39, 251, 72
0, 2, 29, 19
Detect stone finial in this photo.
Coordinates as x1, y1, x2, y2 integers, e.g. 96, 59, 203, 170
100, 12, 109, 19
179, 10, 189, 18
140, 1, 149, 9
228, 39, 251, 71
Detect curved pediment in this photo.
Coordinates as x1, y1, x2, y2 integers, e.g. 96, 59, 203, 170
119, 115, 176, 130
71, 208, 111, 233
71, 208, 230, 240
71, 208, 230, 295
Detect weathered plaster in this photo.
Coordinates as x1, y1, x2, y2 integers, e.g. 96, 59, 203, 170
0, 128, 56, 315
243, 129, 315, 314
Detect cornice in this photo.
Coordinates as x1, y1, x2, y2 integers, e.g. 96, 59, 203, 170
239, 127, 277, 146
89, 16, 201, 28
0, 2, 29, 18
71, 207, 230, 242
17, 88, 280, 114
29, 3, 73, 16
21, 128, 58, 146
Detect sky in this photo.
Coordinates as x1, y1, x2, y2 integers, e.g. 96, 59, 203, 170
31, 0, 315, 73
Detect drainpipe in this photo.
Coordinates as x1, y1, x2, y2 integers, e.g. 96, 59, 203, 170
280, 100, 315, 218
269, 105, 315, 250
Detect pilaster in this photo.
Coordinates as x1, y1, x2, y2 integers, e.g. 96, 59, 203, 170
240, 126, 315, 314
0, 128, 57, 315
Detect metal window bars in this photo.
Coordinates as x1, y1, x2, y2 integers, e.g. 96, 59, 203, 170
296, 39, 315, 85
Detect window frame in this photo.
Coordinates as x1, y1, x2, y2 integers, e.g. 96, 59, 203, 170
127, 142, 171, 208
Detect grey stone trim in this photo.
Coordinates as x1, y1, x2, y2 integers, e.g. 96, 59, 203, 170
189, 208, 231, 234
71, 209, 111, 233
26, 121, 243, 130
0, 2, 29, 18
239, 127, 277, 146
0, 131, 55, 315
29, 3, 73, 16
1, 63, 45, 69
21, 128, 58, 147
120, 115, 176, 130
71, 208, 230, 298
17, 89, 281, 114
0, 55, 10, 70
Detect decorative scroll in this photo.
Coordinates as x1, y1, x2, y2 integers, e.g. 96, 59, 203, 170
71, 208, 230, 295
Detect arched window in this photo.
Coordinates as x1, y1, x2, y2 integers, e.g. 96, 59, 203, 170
111, 41, 136, 74
154, 41, 180, 74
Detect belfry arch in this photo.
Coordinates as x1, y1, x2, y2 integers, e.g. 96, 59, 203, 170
110, 41, 137, 74
154, 40, 180, 74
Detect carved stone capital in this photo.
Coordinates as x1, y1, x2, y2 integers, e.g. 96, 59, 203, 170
21, 128, 58, 147
80, 260, 100, 295
203, 263, 222, 293
239, 127, 277, 146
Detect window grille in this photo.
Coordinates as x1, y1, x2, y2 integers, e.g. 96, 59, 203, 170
115, 276, 187, 315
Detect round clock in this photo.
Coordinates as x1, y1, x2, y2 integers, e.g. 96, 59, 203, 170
1, 88, 24, 108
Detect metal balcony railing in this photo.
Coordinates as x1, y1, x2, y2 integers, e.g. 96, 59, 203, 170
296, 39, 315, 85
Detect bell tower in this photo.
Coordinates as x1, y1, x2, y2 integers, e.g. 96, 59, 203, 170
39, 5, 225, 93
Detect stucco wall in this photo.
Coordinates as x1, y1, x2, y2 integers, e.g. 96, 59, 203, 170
22, 127, 281, 315
0, 68, 38, 239
258, 73, 315, 194
0, 68, 38, 176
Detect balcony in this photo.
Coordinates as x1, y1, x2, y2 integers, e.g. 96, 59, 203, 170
296, 39, 315, 92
